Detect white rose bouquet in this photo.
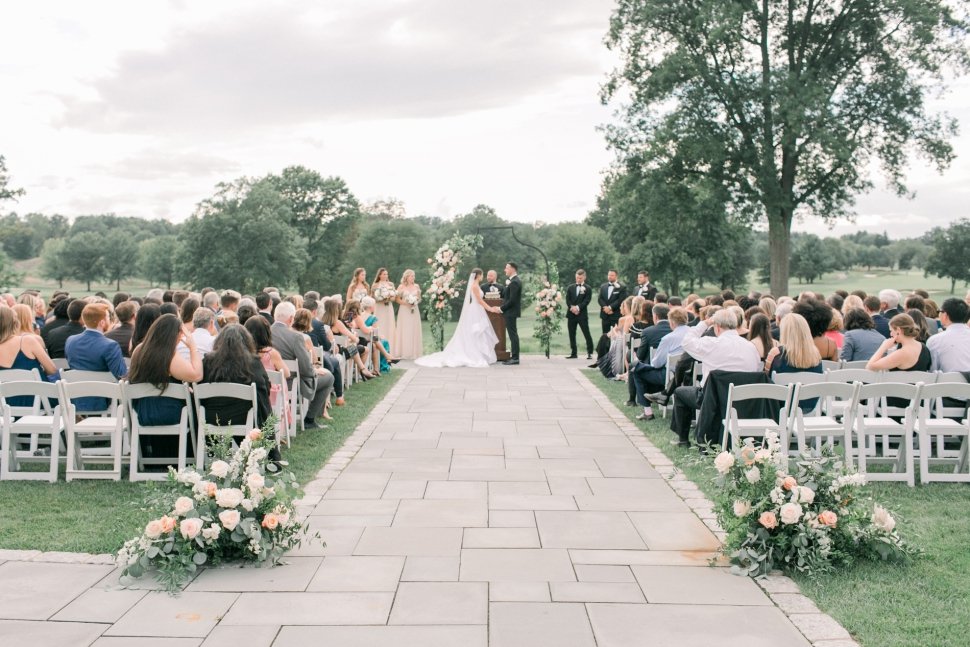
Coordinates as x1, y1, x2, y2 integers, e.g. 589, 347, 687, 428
403, 292, 420, 313
710, 433, 915, 578
530, 266, 564, 358
117, 420, 314, 593
374, 285, 397, 304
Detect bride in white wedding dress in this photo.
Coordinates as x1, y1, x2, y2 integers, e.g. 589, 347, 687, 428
416, 268, 498, 368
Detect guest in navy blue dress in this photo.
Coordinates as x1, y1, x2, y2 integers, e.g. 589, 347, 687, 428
0, 306, 60, 406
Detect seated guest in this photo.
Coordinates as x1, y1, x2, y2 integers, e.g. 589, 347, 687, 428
65, 303, 129, 411
160, 302, 179, 316
322, 299, 375, 380
666, 309, 761, 447
765, 313, 823, 412
40, 297, 73, 347
236, 304, 258, 326
179, 298, 200, 332
632, 307, 690, 421
303, 298, 331, 350
840, 308, 885, 361
866, 313, 931, 372
355, 297, 399, 372
747, 313, 776, 362
106, 301, 138, 357
771, 302, 793, 341
879, 289, 903, 318
0, 306, 60, 406
792, 298, 839, 361
640, 303, 670, 349
244, 316, 290, 413
200, 324, 271, 429
864, 295, 890, 338
271, 302, 334, 429
130, 303, 161, 353
13, 304, 38, 336
824, 309, 845, 349
256, 292, 274, 324
46, 298, 86, 359
906, 309, 932, 343
178, 307, 217, 359
128, 313, 203, 458
927, 298, 970, 372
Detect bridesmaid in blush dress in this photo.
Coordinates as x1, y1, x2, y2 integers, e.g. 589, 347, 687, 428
393, 269, 424, 359
371, 267, 397, 355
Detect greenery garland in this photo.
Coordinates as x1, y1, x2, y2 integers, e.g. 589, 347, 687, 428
424, 233, 482, 351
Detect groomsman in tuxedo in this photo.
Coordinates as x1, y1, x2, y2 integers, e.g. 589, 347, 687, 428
598, 269, 627, 335
565, 269, 594, 359
482, 270, 505, 299
634, 271, 658, 301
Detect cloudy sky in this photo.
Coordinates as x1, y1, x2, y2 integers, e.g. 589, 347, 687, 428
1, 0, 967, 238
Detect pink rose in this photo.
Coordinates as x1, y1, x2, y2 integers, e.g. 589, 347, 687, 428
247, 429, 262, 441
174, 496, 194, 517
739, 446, 757, 466
144, 519, 164, 539
759, 511, 778, 529
261, 513, 279, 530
179, 518, 203, 540
818, 510, 838, 527
782, 476, 798, 491
159, 515, 177, 534
219, 509, 241, 531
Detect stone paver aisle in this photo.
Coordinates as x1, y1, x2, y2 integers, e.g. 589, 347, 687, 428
0, 361, 826, 646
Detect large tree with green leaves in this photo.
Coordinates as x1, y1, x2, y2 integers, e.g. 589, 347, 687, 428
0, 156, 24, 206
39, 238, 69, 288
139, 235, 179, 289
62, 231, 105, 291
603, 0, 969, 296
545, 223, 617, 288
101, 230, 140, 291
925, 219, 970, 294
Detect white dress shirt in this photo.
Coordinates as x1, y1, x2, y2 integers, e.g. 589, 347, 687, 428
927, 323, 970, 372
681, 322, 762, 385
177, 328, 215, 360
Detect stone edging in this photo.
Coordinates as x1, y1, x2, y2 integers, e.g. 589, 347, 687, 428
571, 368, 860, 647
0, 369, 417, 569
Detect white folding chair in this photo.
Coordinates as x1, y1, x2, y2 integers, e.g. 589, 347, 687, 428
123, 382, 196, 481
789, 382, 859, 465
266, 370, 291, 447
722, 383, 793, 450
826, 368, 882, 384
821, 359, 843, 372
840, 360, 869, 369
852, 382, 922, 487
333, 335, 355, 387
193, 382, 258, 470
61, 369, 122, 417
0, 368, 52, 456
60, 380, 127, 481
770, 371, 826, 387
51, 358, 70, 371
630, 336, 642, 368
0, 380, 63, 482
660, 351, 683, 419
915, 382, 970, 483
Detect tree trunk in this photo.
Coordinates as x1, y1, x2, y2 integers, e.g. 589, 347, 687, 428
951, 277, 956, 295
86, 280, 91, 291
767, 211, 792, 297
116, 278, 121, 291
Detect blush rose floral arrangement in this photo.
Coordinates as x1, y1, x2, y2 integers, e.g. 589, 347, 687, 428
711, 432, 915, 578
425, 233, 482, 351
531, 264, 563, 358
116, 420, 314, 592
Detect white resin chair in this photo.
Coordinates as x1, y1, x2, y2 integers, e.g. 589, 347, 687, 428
60, 380, 127, 481
915, 382, 970, 483
0, 380, 64, 482
852, 382, 921, 487
123, 381, 196, 481
722, 383, 793, 450
193, 382, 257, 470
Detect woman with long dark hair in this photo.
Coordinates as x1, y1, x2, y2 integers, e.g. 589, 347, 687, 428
128, 313, 203, 457
130, 303, 162, 354
200, 324, 271, 428
747, 313, 777, 361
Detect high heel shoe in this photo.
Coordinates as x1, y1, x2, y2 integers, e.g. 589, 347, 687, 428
389, 358, 401, 365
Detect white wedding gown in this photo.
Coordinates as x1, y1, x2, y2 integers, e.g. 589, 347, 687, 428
416, 278, 498, 368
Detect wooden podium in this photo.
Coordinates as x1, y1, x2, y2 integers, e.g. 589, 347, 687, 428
485, 294, 511, 361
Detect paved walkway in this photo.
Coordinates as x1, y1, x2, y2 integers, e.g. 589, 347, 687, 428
0, 360, 854, 646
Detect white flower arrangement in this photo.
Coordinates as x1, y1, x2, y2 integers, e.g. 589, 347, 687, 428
710, 432, 915, 578
117, 422, 313, 593
374, 284, 397, 303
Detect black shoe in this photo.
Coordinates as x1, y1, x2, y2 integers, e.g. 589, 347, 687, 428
586, 354, 593, 360
587, 362, 599, 369
565, 354, 578, 359
502, 359, 520, 365
636, 412, 655, 421
645, 392, 669, 406
625, 400, 636, 407
303, 419, 323, 430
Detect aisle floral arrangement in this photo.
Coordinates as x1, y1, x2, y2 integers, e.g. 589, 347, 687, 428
711, 432, 916, 577
117, 420, 313, 593
531, 265, 564, 358
425, 233, 482, 351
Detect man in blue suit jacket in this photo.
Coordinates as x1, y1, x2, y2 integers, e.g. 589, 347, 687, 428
65, 302, 128, 411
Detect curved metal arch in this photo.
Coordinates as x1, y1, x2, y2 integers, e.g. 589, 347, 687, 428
475, 225, 551, 283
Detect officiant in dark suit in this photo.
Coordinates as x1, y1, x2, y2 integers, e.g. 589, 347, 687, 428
598, 269, 627, 335
565, 269, 594, 359
482, 269, 505, 299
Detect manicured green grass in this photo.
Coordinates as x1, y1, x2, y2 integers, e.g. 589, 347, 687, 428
0, 371, 401, 554
585, 369, 970, 647
749, 268, 963, 300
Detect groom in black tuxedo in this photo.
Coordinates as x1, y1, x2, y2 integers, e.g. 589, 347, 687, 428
598, 269, 627, 334
494, 262, 522, 365
565, 269, 594, 359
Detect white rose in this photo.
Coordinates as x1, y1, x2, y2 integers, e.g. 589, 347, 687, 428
733, 500, 752, 517
144, 519, 164, 539
215, 488, 244, 509
246, 473, 265, 492
202, 524, 221, 541
754, 448, 772, 463
241, 498, 254, 512
173, 496, 195, 517
177, 470, 201, 485
745, 467, 761, 484
871, 504, 896, 533
714, 452, 735, 474
780, 502, 803, 525
796, 486, 815, 505
218, 509, 241, 531
209, 460, 230, 478
179, 518, 203, 540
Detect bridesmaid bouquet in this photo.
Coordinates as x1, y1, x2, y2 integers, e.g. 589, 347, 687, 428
374, 285, 397, 303
403, 293, 420, 312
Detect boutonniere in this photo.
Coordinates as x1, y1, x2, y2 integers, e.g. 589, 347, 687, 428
505, 279, 511, 286
578, 286, 586, 294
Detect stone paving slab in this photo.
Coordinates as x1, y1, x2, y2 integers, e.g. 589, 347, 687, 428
0, 361, 853, 646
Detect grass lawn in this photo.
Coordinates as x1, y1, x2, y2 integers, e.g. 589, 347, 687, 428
585, 369, 970, 647
748, 268, 963, 301
0, 370, 400, 554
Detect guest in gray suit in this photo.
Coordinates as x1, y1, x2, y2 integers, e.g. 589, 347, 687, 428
271, 301, 334, 429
